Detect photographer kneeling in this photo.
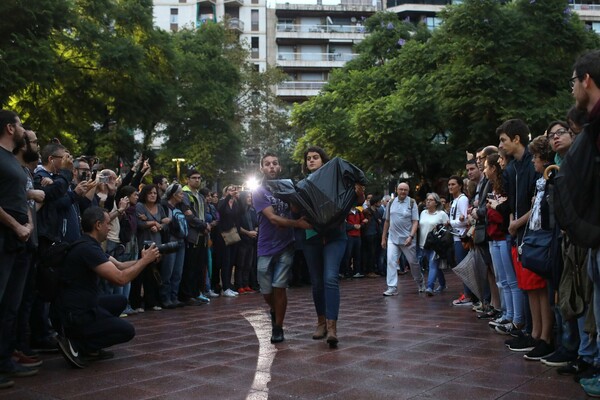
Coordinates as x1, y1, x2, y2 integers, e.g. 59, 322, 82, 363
55, 206, 160, 368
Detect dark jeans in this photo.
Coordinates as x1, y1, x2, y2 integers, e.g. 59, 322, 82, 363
64, 295, 134, 353
343, 236, 362, 275
362, 234, 378, 274
129, 262, 160, 309
0, 251, 31, 362
179, 242, 207, 300
235, 242, 255, 289
213, 233, 237, 291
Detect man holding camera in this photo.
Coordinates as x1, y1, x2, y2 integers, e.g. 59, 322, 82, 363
55, 206, 160, 368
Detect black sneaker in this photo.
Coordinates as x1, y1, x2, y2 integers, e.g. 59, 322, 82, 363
56, 335, 88, 369
31, 337, 59, 354
557, 357, 592, 376
541, 346, 577, 367
575, 365, 600, 383
523, 340, 554, 361
271, 325, 284, 344
81, 349, 114, 363
508, 335, 538, 352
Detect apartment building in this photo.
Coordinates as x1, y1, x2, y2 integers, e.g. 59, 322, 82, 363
153, 0, 599, 104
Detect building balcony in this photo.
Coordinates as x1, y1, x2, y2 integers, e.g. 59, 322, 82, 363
276, 52, 358, 68
224, 0, 244, 7
569, 4, 600, 22
276, 81, 327, 97
276, 23, 367, 40
275, 2, 379, 14
228, 17, 244, 32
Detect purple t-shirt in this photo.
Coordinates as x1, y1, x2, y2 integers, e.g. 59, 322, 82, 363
253, 185, 294, 257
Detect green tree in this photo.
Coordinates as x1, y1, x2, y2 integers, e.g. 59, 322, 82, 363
291, 1, 600, 186
156, 22, 245, 183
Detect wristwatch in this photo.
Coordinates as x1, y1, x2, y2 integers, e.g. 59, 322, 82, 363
409, 234, 414, 239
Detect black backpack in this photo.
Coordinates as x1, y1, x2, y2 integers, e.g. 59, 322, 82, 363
554, 125, 600, 249
37, 239, 87, 302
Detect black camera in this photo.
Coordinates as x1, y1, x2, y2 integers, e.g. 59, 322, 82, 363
142, 240, 180, 254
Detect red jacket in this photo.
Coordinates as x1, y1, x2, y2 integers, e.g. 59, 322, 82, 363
346, 210, 363, 237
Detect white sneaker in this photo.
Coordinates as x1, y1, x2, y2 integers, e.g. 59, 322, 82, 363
223, 289, 238, 297
383, 287, 398, 296
206, 290, 220, 298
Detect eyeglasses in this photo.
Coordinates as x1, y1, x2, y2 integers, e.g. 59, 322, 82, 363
569, 76, 579, 89
547, 128, 570, 140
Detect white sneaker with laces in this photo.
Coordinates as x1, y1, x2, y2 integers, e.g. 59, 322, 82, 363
206, 290, 220, 298
223, 289, 238, 297
383, 287, 398, 296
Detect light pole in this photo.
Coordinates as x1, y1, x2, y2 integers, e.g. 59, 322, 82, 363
172, 158, 186, 182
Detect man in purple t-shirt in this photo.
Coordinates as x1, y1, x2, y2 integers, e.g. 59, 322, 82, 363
253, 152, 311, 343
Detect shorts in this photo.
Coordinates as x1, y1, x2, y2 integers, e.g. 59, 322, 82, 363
257, 246, 294, 294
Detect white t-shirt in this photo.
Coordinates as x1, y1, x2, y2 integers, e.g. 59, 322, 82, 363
449, 194, 469, 242
418, 210, 449, 248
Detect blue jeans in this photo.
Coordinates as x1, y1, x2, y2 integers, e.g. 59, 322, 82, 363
589, 248, 600, 352
423, 248, 445, 290
303, 236, 347, 320
160, 240, 185, 303
489, 238, 524, 324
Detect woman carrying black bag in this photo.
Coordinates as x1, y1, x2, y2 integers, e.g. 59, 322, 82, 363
516, 135, 556, 361
419, 193, 449, 296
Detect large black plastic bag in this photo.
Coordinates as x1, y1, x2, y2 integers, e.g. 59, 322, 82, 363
267, 157, 367, 233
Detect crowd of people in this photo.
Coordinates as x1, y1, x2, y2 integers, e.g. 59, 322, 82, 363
0, 50, 599, 397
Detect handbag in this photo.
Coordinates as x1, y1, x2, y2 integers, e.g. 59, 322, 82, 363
518, 228, 553, 279
472, 223, 487, 245
220, 227, 241, 246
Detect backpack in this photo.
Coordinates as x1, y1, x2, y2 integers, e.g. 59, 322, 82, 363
385, 196, 415, 220
169, 207, 188, 239
37, 239, 87, 302
118, 212, 133, 244
554, 125, 600, 248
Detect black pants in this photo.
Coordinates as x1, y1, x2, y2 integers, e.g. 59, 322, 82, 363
64, 295, 134, 353
179, 242, 207, 300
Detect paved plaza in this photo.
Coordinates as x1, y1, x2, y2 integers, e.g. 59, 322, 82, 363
3, 272, 588, 400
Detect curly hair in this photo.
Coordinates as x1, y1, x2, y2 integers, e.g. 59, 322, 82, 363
528, 135, 553, 163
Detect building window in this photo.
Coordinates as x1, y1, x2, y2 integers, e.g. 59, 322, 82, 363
170, 24, 178, 32
251, 0, 258, 3
251, 37, 259, 59
251, 10, 259, 31
179, 0, 186, 3
170, 8, 179, 24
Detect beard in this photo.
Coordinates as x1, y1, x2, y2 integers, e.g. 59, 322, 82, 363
575, 90, 589, 112
22, 146, 39, 163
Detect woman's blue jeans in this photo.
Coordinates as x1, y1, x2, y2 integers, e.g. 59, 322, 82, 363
303, 237, 347, 320
160, 240, 185, 304
423, 248, 445, 290
489, 237, 524, 324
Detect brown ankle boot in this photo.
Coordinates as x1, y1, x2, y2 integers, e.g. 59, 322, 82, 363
312, 315, 327, 340
326, 319, 338, 348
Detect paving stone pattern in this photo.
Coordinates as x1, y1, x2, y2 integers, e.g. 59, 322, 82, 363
4, 273, 588, 399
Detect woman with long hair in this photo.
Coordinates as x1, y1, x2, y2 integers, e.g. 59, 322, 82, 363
484, 154, 525, 334
299, 146, 364, 348
131, 184, 169, 311
447, 176, 472, 306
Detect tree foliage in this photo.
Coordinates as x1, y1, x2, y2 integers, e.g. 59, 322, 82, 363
291, 0, 600, 188
2, 1, 281, 182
